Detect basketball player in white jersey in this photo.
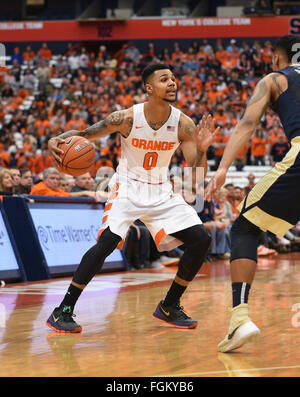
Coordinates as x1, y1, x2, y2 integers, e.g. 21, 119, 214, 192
46, 64, 219, 333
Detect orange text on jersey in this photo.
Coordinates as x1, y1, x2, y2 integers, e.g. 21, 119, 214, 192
131, 138, 176, 151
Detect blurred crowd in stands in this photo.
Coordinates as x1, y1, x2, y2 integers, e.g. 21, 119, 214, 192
0, 38, 298, 268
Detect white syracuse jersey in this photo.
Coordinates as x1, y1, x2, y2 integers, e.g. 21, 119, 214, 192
99, 102, 202, 252
117, 103, 181, 184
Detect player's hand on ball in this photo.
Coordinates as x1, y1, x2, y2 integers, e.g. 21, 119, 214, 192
196, 114, 220, 152
48, 137, 65, 163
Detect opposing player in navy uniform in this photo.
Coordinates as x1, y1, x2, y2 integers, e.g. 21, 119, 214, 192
205, 35, 300, 352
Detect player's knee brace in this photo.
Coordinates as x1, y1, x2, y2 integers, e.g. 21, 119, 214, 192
172, 225, 212, 282
230, 215, 261, 263
73, 227, 121, 285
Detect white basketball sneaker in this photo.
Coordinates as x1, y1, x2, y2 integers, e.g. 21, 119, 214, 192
218, 304, 260, 353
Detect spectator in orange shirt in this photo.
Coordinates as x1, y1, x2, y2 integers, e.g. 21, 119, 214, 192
23, 45, 36, 65
235, 142, 249, 171
214, 106, 228, 126
182, 69, 202, 92
17, 86, 29, 99
78, 68, 87, 83
207, 84, 224, 106
195, 45, 208, 64
100, 136, 120, 167
251, 127, 266, 165
213, 130, 229, 168
245, 173, 256, 195
90, 154, 114, 178
32, 148, 54, 176
66, 113, 87, 132
224, 183, 241, 220
221, 53, 238, 70
118, 89, 134, 107
215, 44, 227, 65
1, 146, 19, 169
268, 119, 283, 136
172, 42, 185, 61
204, 74, 218, 91
35, 113, 51, 137
176, 87, 191, 109
160, 48, 172, 64
100, 65, 116, 80
127, 70, 140, 89
30, 168, 97, 199
16, 151, 36, 171
262, 40, 273, 68
267, 126, 284, 159
234, 186, 245, 205
38, 43, 52, 60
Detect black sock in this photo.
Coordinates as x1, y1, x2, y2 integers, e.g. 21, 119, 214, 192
232, 282, 251, 307
163, 281, 187, 307
59, 283, 83, 311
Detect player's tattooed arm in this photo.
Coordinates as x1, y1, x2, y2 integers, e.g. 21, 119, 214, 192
270, 74, 284, 96
183, 120, 207, 174
242, 72, 286, 124
81, 111, 125, 138
59, 110, 133, 141
269, 72, 288, 103
182, 119, 197, 137
48, 108, 133, 162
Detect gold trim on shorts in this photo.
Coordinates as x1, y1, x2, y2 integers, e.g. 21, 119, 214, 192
237, 136, 300, 236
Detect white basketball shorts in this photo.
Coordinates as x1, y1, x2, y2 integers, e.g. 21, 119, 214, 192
97, 173, 202, 251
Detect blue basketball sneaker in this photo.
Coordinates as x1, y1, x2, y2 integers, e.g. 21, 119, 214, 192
152, 300, 198, 329
46, 306, 82, 333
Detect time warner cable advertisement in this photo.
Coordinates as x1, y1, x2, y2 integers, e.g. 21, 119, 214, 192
29, 206, 124, 269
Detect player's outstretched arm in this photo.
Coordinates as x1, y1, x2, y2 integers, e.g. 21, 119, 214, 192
205, 75, 273, 201
48, 108, 133, 163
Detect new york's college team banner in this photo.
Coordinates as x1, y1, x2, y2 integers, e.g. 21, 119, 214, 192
0, 16, 299, 42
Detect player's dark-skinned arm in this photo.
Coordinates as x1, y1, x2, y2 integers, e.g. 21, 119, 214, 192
205, 75, 273, 201
179, 114, 219, 191
48, 109, 133, 163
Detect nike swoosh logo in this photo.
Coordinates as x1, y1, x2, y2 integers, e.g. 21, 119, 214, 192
160, 306, 170, 317
52, 315, 59, 323
65, 138, 73, 144
228, 326, 239, 340
135, 126, 143, 129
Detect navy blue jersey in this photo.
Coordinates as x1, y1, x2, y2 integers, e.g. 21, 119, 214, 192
274, 65, 300, 142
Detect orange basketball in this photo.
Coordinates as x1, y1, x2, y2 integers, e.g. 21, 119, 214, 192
57, 136, 96, 176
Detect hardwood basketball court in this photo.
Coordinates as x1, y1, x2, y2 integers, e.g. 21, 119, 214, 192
0, 253, 300, 378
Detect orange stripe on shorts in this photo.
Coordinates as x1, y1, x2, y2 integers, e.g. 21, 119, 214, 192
97, 227, 124, 249
104, 203, 112, 213
155, 228, 167, 248
117, 239, 124, 250
97, 227, 105, 241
